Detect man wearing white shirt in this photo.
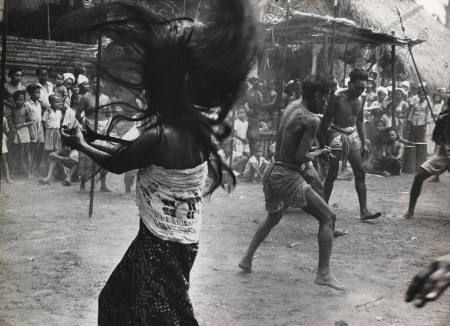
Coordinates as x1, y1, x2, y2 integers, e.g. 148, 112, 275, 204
233, 108, 250, 155
36, 68, 54, 110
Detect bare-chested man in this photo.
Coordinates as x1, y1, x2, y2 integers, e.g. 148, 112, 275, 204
404, 107, 450, 219
322, 69, 381, 221
239, 76, 343, 290
76, 76, 112, 192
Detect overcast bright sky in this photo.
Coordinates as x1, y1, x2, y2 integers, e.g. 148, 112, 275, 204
416, 0, 448, 22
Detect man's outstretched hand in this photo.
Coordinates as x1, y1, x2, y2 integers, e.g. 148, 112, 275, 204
405, 254, 450, 308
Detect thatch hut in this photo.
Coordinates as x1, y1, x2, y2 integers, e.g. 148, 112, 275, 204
259, 0, 450, 89
337, 0, 450, 89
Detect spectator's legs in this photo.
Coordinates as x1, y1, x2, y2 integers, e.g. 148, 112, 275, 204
1, 154, 12, 183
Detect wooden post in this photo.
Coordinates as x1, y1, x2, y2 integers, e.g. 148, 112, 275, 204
276, 0, 290, 131
322, 35, 329, 76
47, 1, 51, 41
227, 108, 237, 193
88, 35, 103, 217
0, 0, 8, 191
391, 31, 396, 128
329, 1, 338, 76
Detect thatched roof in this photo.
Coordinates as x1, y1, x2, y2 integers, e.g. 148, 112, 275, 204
260, 10, 421, 46
338, 0, 450, 88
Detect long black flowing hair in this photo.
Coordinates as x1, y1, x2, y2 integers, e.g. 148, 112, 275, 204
59, 0, 257, 195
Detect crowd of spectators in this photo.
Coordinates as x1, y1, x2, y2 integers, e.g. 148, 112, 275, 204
221, 75, 449, 182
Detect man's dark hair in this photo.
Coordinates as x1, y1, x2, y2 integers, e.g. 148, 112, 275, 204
26, 83, 41, 96
35, 67, 49, 76
349, 69, 368, 83
8, 66, 23, 78
12, 90, 26, 101
385, 127, 397, 134
301, 75, 330, 101
48, 94, 60, 104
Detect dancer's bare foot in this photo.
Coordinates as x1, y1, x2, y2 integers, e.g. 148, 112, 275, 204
238, 258, 252, 273
315, 273, 344, 290
333, 229, 348, 237
5, 177, 12, 183
63, 179, 71, 187
403, 211, 414, 219
360, 210, 381, 221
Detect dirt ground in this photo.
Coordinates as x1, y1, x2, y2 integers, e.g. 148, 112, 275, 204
0, 171, 449, 326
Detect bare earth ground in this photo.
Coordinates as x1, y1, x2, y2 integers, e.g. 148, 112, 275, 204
0, 172, 449, 326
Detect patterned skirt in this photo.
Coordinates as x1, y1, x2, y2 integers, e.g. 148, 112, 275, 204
98, 220, 199, 326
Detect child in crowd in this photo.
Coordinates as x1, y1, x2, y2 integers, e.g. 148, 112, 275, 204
2, 116, 12, 183
11, 90, 33, 177
234, 107, 249, 155
42, 95, 63, 170
25, 84, 45, 175
54, 73, 68, 100
242, 145, 268, 182
39, 94, 79, 186
36, 67, 54, 110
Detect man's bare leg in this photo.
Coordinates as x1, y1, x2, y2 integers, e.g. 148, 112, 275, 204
348, 151, 381, 221
39, 160, 57, 184
80, 177, 86, 192
404, 168, 432, 219
239, 210, 283, 272
1, 155, 12, 183
324, 155, 340, 203
124, 172, 135, 193
63, 162, 78, 186
24, 144, 32, 179
303, 163, 347, 237
303, 189, 343, 290
100, 171, 111, 192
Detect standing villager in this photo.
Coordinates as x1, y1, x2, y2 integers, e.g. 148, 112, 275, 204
404, 105, 450, 219
322, 69, 381, 221
407, 89, 431, 143
60, 1, 256, 325
239, 76, 344, 290
76, 76, 112, 192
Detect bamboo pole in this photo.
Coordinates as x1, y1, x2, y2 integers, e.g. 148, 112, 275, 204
395, 8, 436, 123
329, 1, 338, 76
227, 108, 237, 193
391, 31, 396, 128
88, 35, 102, 217
276, 0, 290, 131
0, 0, 9, 191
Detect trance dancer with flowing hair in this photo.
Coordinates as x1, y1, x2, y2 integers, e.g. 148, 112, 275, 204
60, 1, 257, 325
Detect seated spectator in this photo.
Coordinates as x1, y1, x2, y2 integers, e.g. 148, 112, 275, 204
39, 148, 79, 186
218, 141, 248, 176
373, 127, 404, 176
241, 145, 268, 182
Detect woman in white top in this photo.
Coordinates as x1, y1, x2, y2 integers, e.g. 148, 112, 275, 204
61, 1, 256, 325
407, 89, 431, 143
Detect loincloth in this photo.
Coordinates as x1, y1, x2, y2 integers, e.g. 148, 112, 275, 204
328, 124, 361, 170
263, 162, 311, 213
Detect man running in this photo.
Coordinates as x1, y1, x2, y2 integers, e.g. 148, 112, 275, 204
322, 69, 381, 221
404, 107, 450, 219
239, 76, 343, 290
